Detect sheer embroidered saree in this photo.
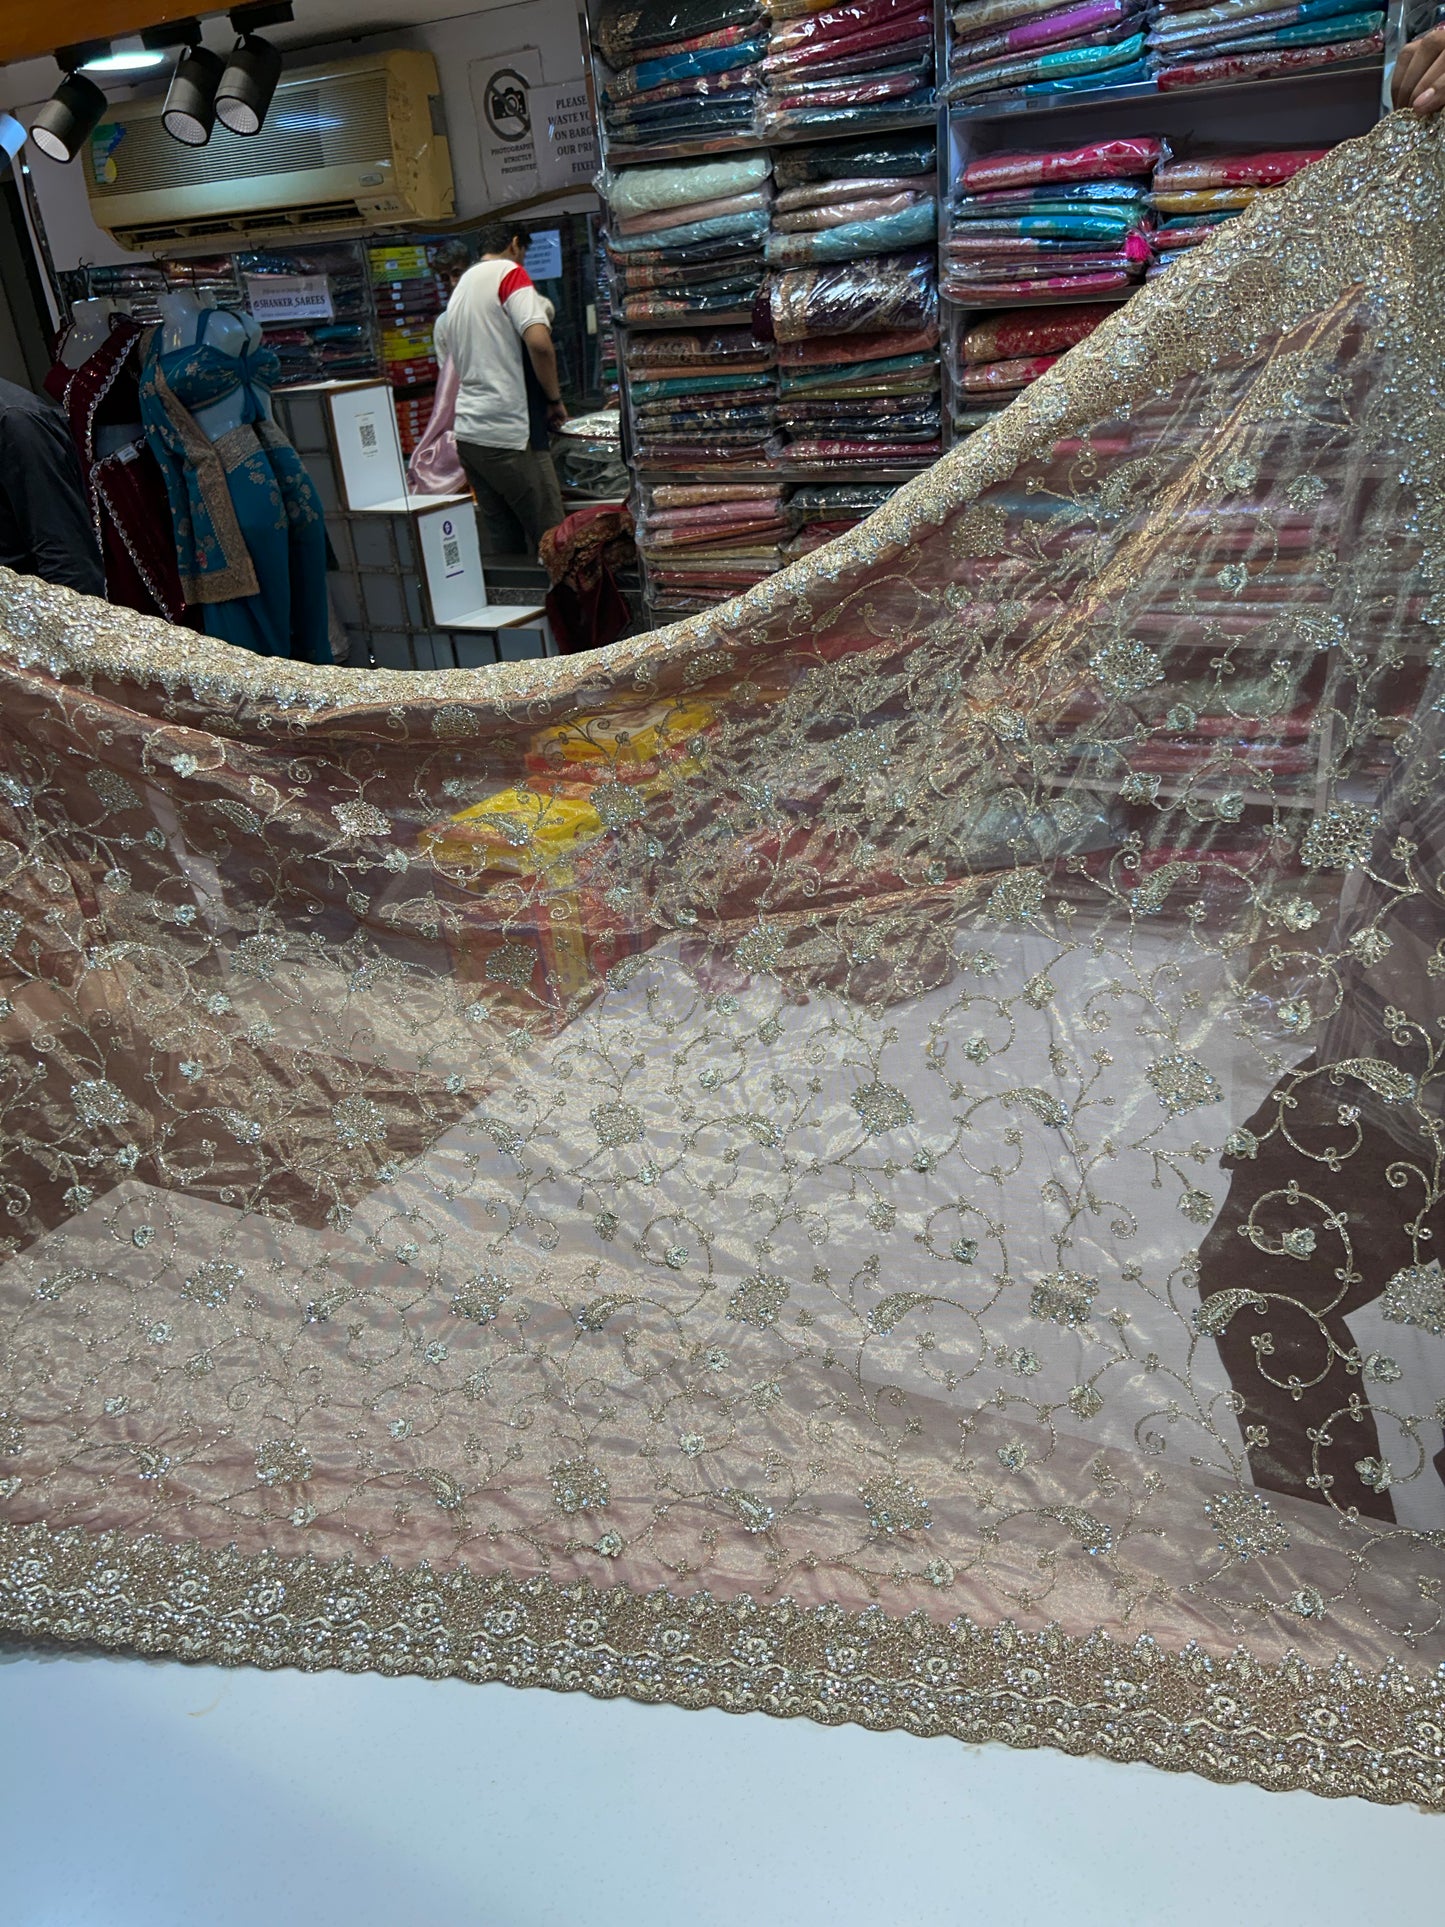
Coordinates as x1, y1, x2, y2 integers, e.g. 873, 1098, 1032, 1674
3, 113, 1445, 1808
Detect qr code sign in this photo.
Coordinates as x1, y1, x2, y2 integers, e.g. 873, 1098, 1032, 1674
442, 539, 461, 570
358, 420, 378, 450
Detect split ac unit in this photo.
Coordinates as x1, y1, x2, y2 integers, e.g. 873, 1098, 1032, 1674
85, 50, 454, 253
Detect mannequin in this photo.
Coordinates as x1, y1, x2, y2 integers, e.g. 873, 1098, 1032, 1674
141, 291, 330, 662
42, 298, 183, 619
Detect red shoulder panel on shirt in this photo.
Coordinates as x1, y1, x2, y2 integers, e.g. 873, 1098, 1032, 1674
498, 266, 534, 303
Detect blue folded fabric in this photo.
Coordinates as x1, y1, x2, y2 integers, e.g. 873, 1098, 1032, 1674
608, 36, 768, 97
609, 208, 773, 251
765, 201, 938, 266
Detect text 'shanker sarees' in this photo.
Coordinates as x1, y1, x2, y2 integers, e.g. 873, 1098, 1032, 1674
3, 114, 1445, 1808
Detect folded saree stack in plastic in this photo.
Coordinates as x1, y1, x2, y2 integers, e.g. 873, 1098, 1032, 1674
1147, 147, 1327, 273
943, 136, 1161, 305
602, 153, 773, 324
778, 478, 904, 554
761, 131, 941, 466
1148, 0, 1384, 87
945, 0, 1150, 100
596, 0, 770, 148
951, 301, 1110, 436
623, 325, 778, 468
759, 0, 937, 133
635, 480, 788, 610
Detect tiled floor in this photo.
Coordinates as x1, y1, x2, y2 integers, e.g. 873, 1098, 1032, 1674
0, 1647, 1436, 1925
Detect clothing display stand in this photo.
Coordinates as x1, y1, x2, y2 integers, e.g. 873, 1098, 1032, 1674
936, 0, 1416, 440
272, 383, 550, 670
585, 0, 945, 628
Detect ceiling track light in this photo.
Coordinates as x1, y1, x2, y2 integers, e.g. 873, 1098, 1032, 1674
215, 2, 292, 137
163, 42, 225, 147
29, 69, 108, 165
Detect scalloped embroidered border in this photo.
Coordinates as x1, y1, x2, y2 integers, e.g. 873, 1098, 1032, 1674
2, 1520, 1443, 1808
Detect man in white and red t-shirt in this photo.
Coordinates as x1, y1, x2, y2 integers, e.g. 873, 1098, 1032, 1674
433, 220, 568, 558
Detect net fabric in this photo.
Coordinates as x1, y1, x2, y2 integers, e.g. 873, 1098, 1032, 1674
3, 114, 1445, 1805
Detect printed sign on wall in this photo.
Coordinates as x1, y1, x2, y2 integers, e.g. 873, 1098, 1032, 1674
244, 273, 334, 324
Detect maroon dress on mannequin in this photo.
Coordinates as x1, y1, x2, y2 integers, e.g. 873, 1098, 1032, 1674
45, 318, 188, 623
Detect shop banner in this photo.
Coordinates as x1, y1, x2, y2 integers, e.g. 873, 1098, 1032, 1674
244, 273, 334, 324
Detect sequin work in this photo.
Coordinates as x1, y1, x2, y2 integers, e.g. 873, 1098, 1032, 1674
3, 117, 1445, 1809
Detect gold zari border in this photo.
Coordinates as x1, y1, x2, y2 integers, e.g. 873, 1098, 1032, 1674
3, 1520, 1443, 1808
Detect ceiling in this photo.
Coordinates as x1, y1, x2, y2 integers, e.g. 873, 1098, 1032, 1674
0, 0, 507, 104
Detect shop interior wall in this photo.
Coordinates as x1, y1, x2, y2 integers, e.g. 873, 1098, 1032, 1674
0, 0, 599, 281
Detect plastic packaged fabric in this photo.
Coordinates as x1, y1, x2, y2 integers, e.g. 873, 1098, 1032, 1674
948, 209, 1143, 243
609, 231, 769, 269
945, 30, 1146, 96
775, 322, 939, 364
601, 158, 771, 219
771, 0, 937, 47
961, 352, 1062, 391
780, 349, 939, 386
630, 373, 776, 401
764, 38, 933, 84
1007, 54, 1152, 89
773, 191, 932, 231
943, 266, 1136, 301
624, 327, 769, 366
1168, 11, 1382, 55
960, 302, 1111, 361
615, 190, 771, 236
946, 237, 1150, 277
607, 101, 759, 145
765, 201, 938, 265
961, 136, 1166, 191
952, 182, 1148, 215
775, 172, 934, 214
1155, 26, 1381, 84
605, 67, 759, 114
1149, 185, 1260, 212
771, 134, 936, 187
951, 0, 1144, 63
608, 209, 772, 252
605, 35, 768, 97
596, 0, 765, 65
779, 436, 941, 460
769, 250, 937, 342
765, 61, 933, 106
1152, 149, 1327, 189
1149, 0, 1364, 44
764, 8, 934, 72
647, 482, 782, 505
951, 0, 1119, 30
621, 290, 763, 321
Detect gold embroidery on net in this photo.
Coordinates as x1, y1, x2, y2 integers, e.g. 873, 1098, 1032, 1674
4, 1520, 1444, 1809
3, 115, 1445, 1810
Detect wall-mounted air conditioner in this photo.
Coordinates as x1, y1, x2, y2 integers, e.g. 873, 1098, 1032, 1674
85, 50, 453, 253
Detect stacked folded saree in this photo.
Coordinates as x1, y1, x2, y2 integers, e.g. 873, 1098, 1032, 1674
603, 153, 773, 324
637, 481, 788, 611
759, 0, 936, 132
946, 0, 1150, 100
623, 326, 778, 469
953, 302, 1112, 429
773, 322, 942, 465
1147, 0, 1384, 86
943, 136, 1162, 304
1146, 147, 1328, 273
596, 0, 771, 147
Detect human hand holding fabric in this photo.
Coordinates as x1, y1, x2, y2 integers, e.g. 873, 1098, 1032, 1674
1393, 27, 1445, 113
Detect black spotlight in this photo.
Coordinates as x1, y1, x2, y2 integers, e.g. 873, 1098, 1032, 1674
29, 72, 107, 164
215, 33, 282, 136
163, 43, 224, 147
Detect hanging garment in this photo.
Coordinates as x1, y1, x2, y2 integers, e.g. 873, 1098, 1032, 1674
540, 503, 637, 654
139, 311, 330, 664
406, 355, 467, 496
44, 319, 188, 624
6, 117, 1445, 1812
